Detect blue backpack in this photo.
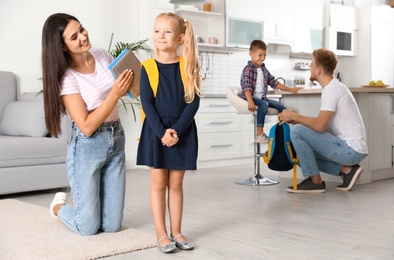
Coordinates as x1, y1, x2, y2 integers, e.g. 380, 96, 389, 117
263, 117, 299, 188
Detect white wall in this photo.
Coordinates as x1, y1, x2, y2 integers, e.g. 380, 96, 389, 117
0, 0, 146, 93
0, 0, 174, 168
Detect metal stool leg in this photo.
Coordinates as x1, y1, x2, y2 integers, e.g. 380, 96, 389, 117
235, 113, 279, 186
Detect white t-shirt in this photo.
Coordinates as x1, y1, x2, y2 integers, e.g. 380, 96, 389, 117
60, 48, 118, 122
253, 69, 264, 99
321, 78, 368, 154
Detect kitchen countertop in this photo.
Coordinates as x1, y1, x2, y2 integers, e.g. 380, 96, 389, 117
277, 86, 394, 95
204, 92, 280, 98
204, 86, 394, 98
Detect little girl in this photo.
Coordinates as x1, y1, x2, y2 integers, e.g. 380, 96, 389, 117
136, 12, 203, 253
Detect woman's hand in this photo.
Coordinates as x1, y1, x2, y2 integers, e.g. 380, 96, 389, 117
161, 129, 179, 147
112, 69, 133, 97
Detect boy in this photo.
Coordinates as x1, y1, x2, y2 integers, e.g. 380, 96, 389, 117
241, 40, 301, 143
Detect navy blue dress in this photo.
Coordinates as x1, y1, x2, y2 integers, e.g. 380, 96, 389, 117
136, 60, 200, 170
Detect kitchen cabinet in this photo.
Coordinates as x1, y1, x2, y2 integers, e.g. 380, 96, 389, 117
226, 0, 296, 46
364, 93, 394, 171
329, 3, 358, 30
241, 114, 276, 157
225, 0, 262, 21
196, 98, 242, 161
260, 0, 294, 46
174, 0, 225, 48
280, 88, 394, 184
292, 0, 326, 53
197, 97, 279, 162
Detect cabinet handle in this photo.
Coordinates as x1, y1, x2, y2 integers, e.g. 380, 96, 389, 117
390, 95, 394, 114
209, 104, 230, 107
209, 121, 233, 125
392, 145, 394, 166
210, 144, 233, 148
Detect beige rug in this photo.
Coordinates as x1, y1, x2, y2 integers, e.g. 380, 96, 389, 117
0, 199, 156, 259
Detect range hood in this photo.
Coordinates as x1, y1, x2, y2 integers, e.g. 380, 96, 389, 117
267, 42, 292, 55
169, 0, 206, 4
267, 42, 313, 59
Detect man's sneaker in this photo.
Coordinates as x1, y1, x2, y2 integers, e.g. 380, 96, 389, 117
256, 133, 268, 143
286, 177, 326, 193
337, 164, 363, 191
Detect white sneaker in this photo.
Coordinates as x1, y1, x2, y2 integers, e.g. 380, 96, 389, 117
255, 133, 268, 143
50, 192, 67, 219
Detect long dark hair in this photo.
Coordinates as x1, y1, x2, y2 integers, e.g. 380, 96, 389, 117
41, 13, 79, 137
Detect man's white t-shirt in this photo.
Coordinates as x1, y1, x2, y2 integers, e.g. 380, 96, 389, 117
60, 48, 118, 122
321, 78, 368, 154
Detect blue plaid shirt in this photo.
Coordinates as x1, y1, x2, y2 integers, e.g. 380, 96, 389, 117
240, 61, 279, 100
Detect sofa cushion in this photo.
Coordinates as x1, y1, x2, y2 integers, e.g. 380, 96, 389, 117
0, 101, 47, 137
0, 136, 67, 168
0, 71, 17, 118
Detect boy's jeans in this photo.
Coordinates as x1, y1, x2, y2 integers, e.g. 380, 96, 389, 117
252, 98, 285, 128
291, 124, 367, 177
58, 120, 126, 236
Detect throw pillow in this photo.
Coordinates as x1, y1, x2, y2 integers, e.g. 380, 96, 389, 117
0, 101, 47, 137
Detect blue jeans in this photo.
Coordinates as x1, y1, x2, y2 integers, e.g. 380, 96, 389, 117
252, 98, 285, 127
58, 120, 126, 236
291, 124, 367, 177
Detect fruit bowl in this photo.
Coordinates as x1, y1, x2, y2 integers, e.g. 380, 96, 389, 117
361, 85, 390, 88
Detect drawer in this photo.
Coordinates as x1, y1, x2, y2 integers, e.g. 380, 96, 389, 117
199, 98, 237, 113
198, 132, 242, 161
241, 114, 254, 131
196, 113, 241, 133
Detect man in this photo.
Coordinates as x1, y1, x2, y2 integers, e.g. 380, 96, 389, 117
279, 48, 368, 193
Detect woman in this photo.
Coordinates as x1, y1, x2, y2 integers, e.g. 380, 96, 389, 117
42, 13, 133, 236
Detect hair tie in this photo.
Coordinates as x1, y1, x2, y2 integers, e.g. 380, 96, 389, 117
184, 18, 187, 26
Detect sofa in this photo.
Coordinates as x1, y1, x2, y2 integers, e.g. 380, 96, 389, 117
0, 71, 70, 195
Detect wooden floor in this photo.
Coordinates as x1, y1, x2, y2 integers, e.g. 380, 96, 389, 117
7, 164, 394, 259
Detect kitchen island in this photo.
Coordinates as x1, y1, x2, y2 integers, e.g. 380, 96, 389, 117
277, 87, 394, 184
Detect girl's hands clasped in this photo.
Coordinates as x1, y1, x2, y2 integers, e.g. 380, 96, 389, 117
161, 129, 179, 147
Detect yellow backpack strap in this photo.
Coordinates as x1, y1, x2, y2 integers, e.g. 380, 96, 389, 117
140, 58, 158, 124
140, 56, 187, 124
179, 56, 186, 86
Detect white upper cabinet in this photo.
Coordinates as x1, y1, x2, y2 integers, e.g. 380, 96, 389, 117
225, 0, 262, 21
329, 3, 358, 30
292, 0, 326, 53
260, 0, 295, 45
174, 0, 225, 47
225, 0, 264, 48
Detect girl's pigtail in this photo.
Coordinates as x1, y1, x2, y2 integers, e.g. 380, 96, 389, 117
182, 20, 204, 103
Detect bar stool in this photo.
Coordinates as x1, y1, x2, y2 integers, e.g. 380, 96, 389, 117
225, 86, 279, 186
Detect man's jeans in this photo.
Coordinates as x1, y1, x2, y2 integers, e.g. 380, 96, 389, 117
291, 124, 367, 177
